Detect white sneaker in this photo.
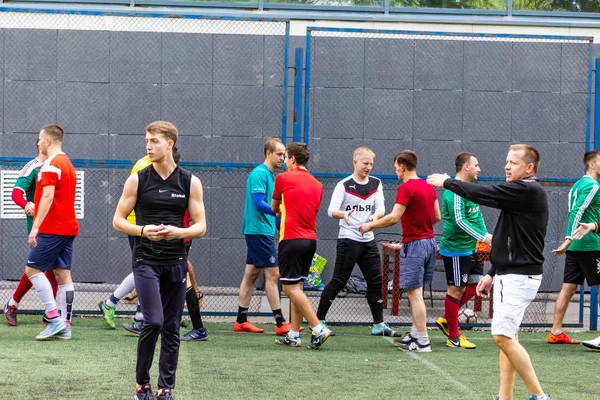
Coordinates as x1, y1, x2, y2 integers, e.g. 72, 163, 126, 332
56, 325, 72, 340
581, 335, 600, 350
399, 339, 432, 353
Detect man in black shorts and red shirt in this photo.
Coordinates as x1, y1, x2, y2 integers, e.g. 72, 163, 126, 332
271, 142, 331, 350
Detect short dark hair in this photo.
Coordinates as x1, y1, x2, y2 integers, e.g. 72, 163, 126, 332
41, 124, 64, 142
510, 144, 540, 173
173, 146, 181, 164
146, 121, 178, 145
264, 138, 284, 157
584, 150, 600, 168
394, 150, 418, 171
286, 142, 310, 166
455, 152, 476, 173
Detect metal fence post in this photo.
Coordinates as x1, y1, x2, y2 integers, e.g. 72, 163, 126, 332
293, 48, 304, 143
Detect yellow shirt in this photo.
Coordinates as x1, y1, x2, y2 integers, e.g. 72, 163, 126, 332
126, 156, 152, 224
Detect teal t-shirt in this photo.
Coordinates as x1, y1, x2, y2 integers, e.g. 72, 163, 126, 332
242, 164, 276, 236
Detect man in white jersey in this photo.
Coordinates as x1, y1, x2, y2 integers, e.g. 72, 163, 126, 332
316, 147, 401, 337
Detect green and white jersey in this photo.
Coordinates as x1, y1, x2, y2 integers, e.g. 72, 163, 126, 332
439, 186, 487, 256
14, 157, 43, 233
566, 175, 600, 252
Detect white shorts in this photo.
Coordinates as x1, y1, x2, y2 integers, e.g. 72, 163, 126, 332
491, 273, 542, 338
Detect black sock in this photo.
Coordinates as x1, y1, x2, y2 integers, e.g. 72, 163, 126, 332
237, 306, 249, 324
272, 309, 285, 327
185, 287, 204, 330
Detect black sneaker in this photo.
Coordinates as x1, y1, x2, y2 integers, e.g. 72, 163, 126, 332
308, 328, 331, 350
399, 339, 432, 353
156, 388, 174, 400
393, 333, 415, 347
3, 302, 17, 326
135, 384, 154, 400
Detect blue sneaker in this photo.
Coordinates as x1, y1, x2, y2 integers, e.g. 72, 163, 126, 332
36, 318, 66, 340
308, 328, 331, 350
122, 320, 143, 335
275, 335, 301, 347
56, 324, 72, 340
529, 395, 551, 400
180, 327, 208, 341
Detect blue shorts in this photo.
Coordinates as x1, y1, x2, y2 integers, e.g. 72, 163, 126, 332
245, 234, 277, 268
27, 234, 76, 271
399, 237, 437, 290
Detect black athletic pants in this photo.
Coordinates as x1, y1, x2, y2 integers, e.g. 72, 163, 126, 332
133, 263, 187, 389
317, 238, 384, 324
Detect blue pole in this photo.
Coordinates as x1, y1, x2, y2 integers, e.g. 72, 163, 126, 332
293, 48, 304, 143
303, 30, 312, 146
281, 22, 290, 146
590, 56, 600, 330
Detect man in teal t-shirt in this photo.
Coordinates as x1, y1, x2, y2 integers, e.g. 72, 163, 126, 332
234, 138, 294, 336
437, 152, 491, 349
550, 150, 600, 345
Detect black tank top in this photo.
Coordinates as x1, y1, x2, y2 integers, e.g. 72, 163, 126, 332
133, 165, 192, 267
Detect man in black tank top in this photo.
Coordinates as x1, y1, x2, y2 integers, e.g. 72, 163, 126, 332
113, 121, 207, 400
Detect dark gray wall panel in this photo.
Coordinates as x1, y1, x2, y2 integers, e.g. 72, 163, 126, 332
561, 43, 590, 94
76, 174, 109, 238
176, 135, 211, 165
188, 238, 211, 285
58, 30, 109, 83
209, 238, 246, 286
209, 136, 268, 163
109, 83, 161, 135
2, 235, 30, 280
0, 132, 38, 156
109, 134, 147, 160
161, 33, 212, 85
463, 41, 512, 92
560, 93, 588, 142
264, 35, 285, 88
311, 88, 363, 139
530, 142, 559, 178
463, 91, 511, 142
110, 31, 161, 84
212, 85, 263, 137
5, 29, 57, 81
309, 138, 364, 173
312, 37, 364, 89
365, 138, 413, 173
365, 38, 414, 90
106, 237, 134, 284
213, 35, 264, 86
413, 90, 462, 141
414, 40, 463, 90
161, 84, 212, 137
511, 92, 560, 142
413, 139, 461, 174
364, 89, 412, 140
263, 86, 284, 138
4, 81, 56, 133
512, 42, 562, 93
57, 82, 109, 135
72, 237, 108, 283
208, 187, 244, 239
556, 141, 586, 179
462, 141, 511, 177
62, 133, 109, 160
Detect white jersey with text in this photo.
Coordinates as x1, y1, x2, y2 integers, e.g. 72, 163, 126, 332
328, 175, 385, 242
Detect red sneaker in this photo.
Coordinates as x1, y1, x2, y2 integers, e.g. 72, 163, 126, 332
274, 322, 304, 336
548, 332, 581, 344
233, 321, 264, 333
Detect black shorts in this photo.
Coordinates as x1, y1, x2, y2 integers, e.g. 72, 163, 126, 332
278, 239, 317, 285
442, 253, 483, 286
564, 251, 600, 286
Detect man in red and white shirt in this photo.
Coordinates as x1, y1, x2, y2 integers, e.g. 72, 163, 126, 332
25, 124, 78, 340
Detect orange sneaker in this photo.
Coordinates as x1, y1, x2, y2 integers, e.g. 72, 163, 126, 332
548, 332, 581, 344
233, 321, 264, 333
274, 322, 304, 336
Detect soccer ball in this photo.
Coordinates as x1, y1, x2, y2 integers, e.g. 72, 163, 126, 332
458, 308, 477, 328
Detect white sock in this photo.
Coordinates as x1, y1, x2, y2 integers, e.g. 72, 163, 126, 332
417, 331, 429, 344
288, 330, 300, 339
8, 298, 19, 308
110, 273, 136, 307
29, 273, 57, 314
311, 323, 324, 335
58, 283, 74, 324
135, 312, 144, 321
410, 325, 418, 336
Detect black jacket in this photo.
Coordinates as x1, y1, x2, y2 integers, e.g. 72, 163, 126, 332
443, 177, 548, 276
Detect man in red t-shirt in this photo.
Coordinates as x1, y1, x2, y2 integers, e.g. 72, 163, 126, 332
24, 124, 79, 341
360, 150, 441, 352
271, 142, 331, 350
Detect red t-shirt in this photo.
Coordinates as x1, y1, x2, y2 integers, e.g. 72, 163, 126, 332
395, 178, 437, 244
272, 167, 323, 241
34, 153, 79, 236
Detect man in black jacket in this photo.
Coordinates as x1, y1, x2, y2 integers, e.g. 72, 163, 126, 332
428, 144, 550, 400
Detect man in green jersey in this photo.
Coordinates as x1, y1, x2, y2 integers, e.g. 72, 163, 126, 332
436, 152, 491, 349
550, 150, 600, 345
